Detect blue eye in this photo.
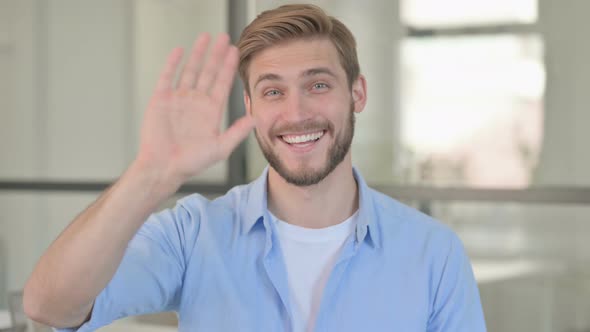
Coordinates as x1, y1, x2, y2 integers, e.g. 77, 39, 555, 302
313, 82, 328, 90
264, 89, 281, 97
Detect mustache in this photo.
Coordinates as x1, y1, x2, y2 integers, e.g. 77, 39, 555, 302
271, 119, 334, 136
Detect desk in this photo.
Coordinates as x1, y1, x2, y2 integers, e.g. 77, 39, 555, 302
472, 259, 564, 284
0, 310, 11, 330
97, 318, 177, 332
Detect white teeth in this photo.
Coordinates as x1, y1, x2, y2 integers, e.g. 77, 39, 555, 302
282, 131, 324, 144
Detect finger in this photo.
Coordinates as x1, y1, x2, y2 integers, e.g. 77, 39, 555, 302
195, 33, 230, 93
210, 46, 239, 103
155, 48, 184, 92
218, 115, 256, 158
177, 33, 211, 89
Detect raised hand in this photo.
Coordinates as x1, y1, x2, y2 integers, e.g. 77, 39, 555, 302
134, 33, 255, 190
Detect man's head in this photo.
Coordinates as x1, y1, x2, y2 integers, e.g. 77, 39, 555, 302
237, 4, 367, 186
238, 4, 360, 95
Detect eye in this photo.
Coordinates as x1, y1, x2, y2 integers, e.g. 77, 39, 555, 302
312, 82, 328, 90
264, 89, 282, 97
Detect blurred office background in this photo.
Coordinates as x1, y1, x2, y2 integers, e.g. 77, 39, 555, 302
0, 0, 589, 331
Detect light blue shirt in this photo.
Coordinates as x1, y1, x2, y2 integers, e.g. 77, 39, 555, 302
57, 167, 486, 331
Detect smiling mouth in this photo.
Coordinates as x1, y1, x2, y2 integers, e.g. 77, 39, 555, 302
279, 130, 325, 145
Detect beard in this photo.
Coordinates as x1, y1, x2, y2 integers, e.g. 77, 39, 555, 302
255, 102, 355, 187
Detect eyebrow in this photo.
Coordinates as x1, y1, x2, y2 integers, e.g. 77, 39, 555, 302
253, 67, 338, 90
302, 67, 337, 79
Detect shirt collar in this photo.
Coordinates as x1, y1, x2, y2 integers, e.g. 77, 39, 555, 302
242, 166, 382, 249
243, 166, 271, 234
353, 167, 382, 249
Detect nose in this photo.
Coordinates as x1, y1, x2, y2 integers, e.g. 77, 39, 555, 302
281, 92, 312, 122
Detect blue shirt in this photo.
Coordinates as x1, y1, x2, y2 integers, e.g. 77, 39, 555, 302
58, 167, 486, 331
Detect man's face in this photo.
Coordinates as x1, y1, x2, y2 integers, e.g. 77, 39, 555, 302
244, 38, 366, 186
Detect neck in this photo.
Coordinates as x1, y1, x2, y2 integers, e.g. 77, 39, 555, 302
267, 156, 359, 229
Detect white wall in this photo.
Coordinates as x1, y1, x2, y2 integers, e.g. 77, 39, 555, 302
0, 0, 38, 180
42, 1, 133, 180
534, 0, 590, 186
0, 0, 44, 309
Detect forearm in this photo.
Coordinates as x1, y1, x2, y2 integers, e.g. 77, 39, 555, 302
23, 161, 180, 327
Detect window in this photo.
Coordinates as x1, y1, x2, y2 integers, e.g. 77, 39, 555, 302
401, 0, 537, 28
399, 0, 543, 188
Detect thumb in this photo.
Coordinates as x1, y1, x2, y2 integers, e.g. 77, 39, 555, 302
218, 115, 256, 158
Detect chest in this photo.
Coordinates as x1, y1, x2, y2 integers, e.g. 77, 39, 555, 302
176, 235, 431, 331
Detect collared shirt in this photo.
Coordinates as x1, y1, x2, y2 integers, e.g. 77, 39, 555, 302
57, 167, 486, 332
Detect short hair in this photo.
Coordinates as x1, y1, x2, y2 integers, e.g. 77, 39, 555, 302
237, 4, 360, 95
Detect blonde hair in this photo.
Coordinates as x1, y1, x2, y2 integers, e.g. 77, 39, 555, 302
237, 4, 360, 95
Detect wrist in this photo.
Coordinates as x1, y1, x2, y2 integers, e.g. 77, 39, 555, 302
126, 159, 183, 203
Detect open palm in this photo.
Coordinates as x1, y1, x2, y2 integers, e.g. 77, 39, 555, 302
136, 33, 254, 187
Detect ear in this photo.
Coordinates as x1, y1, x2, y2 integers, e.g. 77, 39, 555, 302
351, 75, 367, 114
243, 90, 252, 116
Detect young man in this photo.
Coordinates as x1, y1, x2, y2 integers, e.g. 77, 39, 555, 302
24, 4, 486, 332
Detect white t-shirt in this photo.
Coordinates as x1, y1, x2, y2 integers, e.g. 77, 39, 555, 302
271, 211, 359, 332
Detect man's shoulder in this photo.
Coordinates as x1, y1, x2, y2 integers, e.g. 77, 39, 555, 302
176, 182, 248, 207
367, 186, 460, 246
172, 182, 255, 226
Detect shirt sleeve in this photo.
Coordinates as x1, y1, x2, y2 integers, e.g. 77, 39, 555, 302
427, 235, 487, 332
53, 198, 201, 331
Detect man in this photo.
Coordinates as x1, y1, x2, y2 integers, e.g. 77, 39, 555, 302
24, 4, 486, 332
